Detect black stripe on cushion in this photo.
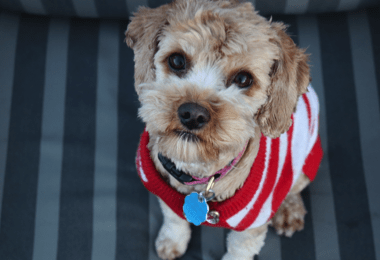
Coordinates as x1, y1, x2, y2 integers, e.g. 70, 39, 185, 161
116, 20, 148, 260
318, 12, 377, 260
180, 226, 203, 260
367, 7, 380, 112
0, 0, 22, 13
0, 14, 49, 260
57, 18, 99, 260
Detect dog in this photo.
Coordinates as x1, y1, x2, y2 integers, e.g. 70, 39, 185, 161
126, 0, 323, 259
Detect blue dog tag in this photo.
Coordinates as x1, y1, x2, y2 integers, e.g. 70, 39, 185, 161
183, 192, 209, 226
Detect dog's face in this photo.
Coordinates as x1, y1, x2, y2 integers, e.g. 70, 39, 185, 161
126, 0, 310, 177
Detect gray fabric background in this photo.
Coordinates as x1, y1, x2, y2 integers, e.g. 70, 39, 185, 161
0, 0, 379, 17
0, 1, 380, 260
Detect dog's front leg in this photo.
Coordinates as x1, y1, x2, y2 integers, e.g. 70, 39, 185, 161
271, 174, 309, 237
222, 223, 269, 260
155, 198, 191, 260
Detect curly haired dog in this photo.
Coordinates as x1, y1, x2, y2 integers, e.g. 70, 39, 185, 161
126, 0, 323, 259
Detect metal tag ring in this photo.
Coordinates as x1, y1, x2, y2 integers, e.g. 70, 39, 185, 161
199, 190, 215, 202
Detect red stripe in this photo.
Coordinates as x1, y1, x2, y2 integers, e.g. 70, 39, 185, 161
302, 136, 323, 182
269, 119, 295, 220
206, 135, 267, 228
138, 131, 187, 219
235, 137, 280, 231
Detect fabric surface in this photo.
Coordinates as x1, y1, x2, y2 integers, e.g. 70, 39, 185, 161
0, 6, 380, 260
0, 0, 380, 18
136, 86, 323, 231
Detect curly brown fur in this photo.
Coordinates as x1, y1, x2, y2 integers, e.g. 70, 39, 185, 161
126, 0, 311, 259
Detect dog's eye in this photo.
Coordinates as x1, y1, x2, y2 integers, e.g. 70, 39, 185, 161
168, 53, 186, 71
233, 71, 253, 88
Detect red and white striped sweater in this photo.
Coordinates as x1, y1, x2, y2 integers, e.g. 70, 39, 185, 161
136, 85, 323, 231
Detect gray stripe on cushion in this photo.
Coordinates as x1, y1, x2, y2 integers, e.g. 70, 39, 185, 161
348, 12, 380, 260
32, 18, 69, 260
126, 0, 147, 14
285, 0, 309, 14
19, 0, 45, 15
72, 0, 98, 17
0, 12, 19, 231
182, 226, 203, 260
260, 229, 282, 260
337, 0, 361, 11
148, 194, 163, 260
297, 15, 341, 260
201, 226, 225, 260
91, 20, 119, 260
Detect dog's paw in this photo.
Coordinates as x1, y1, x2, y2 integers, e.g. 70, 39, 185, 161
156, 238, 186, 260
271, 193, 307, 237
155, 223, 191, 260
221, 252, 244, 260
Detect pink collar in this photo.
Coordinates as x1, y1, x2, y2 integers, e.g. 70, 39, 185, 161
184, 141, 249, 185
167, 141, 249, 186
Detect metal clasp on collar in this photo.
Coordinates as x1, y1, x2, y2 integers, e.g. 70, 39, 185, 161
198, 176, 215, 202
198, 176, 220, 224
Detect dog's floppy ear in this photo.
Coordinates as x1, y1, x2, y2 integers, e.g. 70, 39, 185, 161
125, 5, 169, 87
256, 22, 310, 138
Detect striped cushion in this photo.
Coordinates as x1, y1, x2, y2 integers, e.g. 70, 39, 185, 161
0, 0, 379, 17
0, 7, 380, 260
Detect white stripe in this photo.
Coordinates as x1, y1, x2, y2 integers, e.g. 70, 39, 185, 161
291, 94, 309, 187
248, 132, 288, 229
305, 86, 320, 156
226, 137, 272, 228
138, 155, 148, 182
140, 166, 148, 182
249, 194, 273, 229
277, 132, 288, 184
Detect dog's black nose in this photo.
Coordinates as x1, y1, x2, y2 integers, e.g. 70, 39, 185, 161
178, 102, 210, 130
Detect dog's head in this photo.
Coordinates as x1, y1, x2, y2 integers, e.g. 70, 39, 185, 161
126, 0, 310, 176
